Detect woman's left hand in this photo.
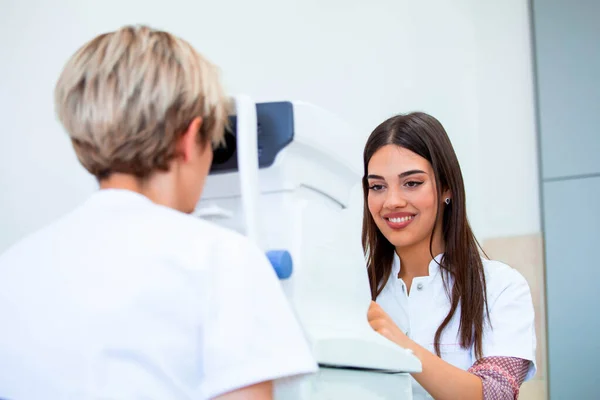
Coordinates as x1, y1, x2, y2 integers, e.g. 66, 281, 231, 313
368, 301, 485, 400
367, 301, 410, 347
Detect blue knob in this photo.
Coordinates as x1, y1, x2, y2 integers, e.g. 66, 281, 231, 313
266, 250, 293, 280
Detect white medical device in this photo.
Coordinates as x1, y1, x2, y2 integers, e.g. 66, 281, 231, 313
196, 95, 421, 399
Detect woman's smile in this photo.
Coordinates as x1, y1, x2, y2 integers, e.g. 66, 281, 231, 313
383, 212, 416, 229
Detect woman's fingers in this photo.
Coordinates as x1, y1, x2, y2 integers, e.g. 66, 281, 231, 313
368, 318, 386, 331
367, 301, 408, 346
367, 303, 391, 333
367, 301, 385, 321
369, 318, 392, 339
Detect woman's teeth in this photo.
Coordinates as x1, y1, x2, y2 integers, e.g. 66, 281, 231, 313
388, 216, 414, 223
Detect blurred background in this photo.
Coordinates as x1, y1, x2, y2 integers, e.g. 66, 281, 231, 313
0, 0, 598, 398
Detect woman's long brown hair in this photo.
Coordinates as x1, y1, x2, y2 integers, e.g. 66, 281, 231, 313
361, 112, 489, 359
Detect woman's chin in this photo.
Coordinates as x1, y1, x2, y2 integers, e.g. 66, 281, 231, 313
384, 232, 417, 249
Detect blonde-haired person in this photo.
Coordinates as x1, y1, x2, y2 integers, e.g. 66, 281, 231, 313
0, 25, 316, 400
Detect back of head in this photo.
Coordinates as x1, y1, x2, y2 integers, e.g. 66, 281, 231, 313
54, 25, 229, 180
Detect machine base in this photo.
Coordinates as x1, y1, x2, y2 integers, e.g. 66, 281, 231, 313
275, 367, 413, 400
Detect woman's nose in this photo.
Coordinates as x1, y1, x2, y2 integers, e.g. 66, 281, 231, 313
383, 187, 408, 210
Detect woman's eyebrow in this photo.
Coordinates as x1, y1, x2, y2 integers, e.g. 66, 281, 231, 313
367, 169, 426, 180
399, 169, 426, 178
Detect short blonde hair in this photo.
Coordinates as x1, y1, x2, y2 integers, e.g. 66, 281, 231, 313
54, 25, 229, 179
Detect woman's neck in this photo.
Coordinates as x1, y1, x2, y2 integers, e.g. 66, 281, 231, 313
396, 232, 445, 289
99, 172, 181, 211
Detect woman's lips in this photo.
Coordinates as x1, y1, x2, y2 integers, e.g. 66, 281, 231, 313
383, 212, 416, 230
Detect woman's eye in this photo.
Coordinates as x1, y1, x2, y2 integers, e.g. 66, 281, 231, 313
369, 184, 384, 191
405, 181, 423, 188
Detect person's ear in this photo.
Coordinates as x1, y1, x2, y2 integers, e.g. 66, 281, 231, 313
177, 117, 203, 162
442, 188, 452, 206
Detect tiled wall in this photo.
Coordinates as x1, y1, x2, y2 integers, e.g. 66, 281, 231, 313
482, 234, 547, 400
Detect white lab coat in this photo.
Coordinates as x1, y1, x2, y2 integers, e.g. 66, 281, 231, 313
0, 189, 317, 399
376, 254, 537, 400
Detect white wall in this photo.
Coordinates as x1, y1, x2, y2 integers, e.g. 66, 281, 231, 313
0, 0, 540, 252
472, 1, 541, 240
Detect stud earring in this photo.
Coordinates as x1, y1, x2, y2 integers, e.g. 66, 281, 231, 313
444, 197, 451, 205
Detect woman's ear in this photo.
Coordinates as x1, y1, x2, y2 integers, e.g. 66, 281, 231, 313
442, 188, 452, 205
177, 117, 203, 162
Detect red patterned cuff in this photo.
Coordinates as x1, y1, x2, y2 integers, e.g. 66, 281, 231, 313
468, 356, 530, 400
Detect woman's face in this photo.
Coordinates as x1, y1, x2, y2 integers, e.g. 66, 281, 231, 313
366, 144, 446, 250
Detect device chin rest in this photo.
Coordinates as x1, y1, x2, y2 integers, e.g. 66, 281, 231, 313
266, 250, 293, 280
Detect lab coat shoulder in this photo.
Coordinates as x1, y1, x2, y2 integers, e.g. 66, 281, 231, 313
178, 218, 318, 398
482, 259, 531, 305
141, 205, 262, 272
0, 195, 317, 399
480, 258, 537, 380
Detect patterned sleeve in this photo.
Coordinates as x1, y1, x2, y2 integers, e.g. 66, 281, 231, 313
468, 356, 531, 400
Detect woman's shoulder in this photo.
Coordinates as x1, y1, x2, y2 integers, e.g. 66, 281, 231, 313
481, 258, 533, 307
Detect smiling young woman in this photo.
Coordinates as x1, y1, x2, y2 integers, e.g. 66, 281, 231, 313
361, 112, 537, 400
